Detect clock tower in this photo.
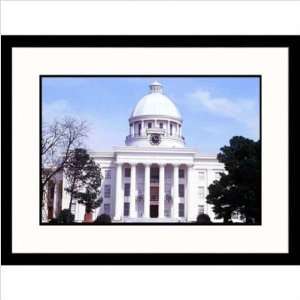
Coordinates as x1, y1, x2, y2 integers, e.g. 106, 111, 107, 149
125, 81, 185, 148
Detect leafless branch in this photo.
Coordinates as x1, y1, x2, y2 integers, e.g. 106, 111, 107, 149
41, 117, 89, 189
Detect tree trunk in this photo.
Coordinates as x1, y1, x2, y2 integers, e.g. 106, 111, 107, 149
223, 215, 230, 224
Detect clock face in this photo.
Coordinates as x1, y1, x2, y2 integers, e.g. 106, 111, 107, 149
150, 134, 161, 145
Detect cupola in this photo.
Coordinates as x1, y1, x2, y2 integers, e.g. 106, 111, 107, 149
126, 82, 185, 148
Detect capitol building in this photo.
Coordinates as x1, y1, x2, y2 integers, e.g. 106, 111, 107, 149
47, 81, 225, 223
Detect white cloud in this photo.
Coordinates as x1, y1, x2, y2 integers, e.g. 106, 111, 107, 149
187, 89, 259, 135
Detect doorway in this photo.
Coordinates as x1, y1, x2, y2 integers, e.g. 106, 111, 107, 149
150, 186, 159, 218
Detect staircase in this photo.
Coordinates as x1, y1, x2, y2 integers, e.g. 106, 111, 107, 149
117, 217, 186, 223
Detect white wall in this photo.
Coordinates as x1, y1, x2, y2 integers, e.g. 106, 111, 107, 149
192, 161, 225, 222
61, 151, 224, 223
96, 164, 116, 218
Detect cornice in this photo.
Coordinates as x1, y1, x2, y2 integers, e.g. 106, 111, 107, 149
113, 146, 198, 154
129, 114, 182, 123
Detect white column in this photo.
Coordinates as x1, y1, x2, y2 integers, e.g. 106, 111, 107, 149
42, 184, 49, 222
129, 163, 137, 218
172, 164, 179, 218
75, 201, 85, 223
53, 182, 58, 218
114, 163, 123, 221
159, 164, 165, 218
187, 164, 194, 221
61, 172, 71, 209
167, 120, 170, 136
141, 121, 145, 136
74, 200, 80, 222
143, 164, 150, 218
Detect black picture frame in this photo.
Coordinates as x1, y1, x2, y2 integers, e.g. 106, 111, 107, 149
1, 35, 299, 265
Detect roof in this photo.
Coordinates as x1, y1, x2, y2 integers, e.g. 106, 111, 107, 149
130, 81, 182, 120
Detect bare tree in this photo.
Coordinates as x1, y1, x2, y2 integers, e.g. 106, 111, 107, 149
41, 118, 88, 191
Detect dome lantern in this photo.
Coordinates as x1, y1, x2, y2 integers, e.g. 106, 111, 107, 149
149, 81, 163, 94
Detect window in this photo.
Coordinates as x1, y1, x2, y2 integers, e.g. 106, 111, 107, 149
215, 172, 221, 181
105, 169, 111, 179
165, 186, 172, 195
150, 167, 159, 183
166, 194, 172, 202
49, 183, 55, 199
179, 169, 185, 178
70, 201, 76, 215
124, 183, 130, 197
104, 185, 111, 198
198, 205, 205, 215
148, 122, 152, 129
124, 168, 131, 177
198, 171, 205, 181
137, 184, 143, 196
104, 203, 110, 215
179, 203, 185, 217
138, 123, 141, 136
137, 189, 143, 197
124, 202, 130, 216
198, 187, 204, 200
159, 122, 163, 129
179, 184, 185, 197
170, 124, 173, 136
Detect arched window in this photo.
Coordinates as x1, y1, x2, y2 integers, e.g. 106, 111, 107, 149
138, 123, 141, 136
130, 123, 133, 135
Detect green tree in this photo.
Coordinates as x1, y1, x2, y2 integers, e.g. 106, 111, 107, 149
207, 136, 261, 224
64, 148, 102, 216
94, 214, 112, 224
196, 214, 212, 224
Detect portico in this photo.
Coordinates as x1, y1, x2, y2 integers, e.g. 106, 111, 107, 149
113, 160, 193, 222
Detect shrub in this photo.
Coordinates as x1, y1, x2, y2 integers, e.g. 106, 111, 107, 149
196, 213, 212, 224
94, 214, 112, 224
48, 218, 58, 224
57, 209, 75, 224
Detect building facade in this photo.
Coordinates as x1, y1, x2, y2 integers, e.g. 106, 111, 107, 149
44, 81, 225, 223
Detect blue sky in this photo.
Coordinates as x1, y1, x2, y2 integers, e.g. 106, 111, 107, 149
42, 76, 260, 154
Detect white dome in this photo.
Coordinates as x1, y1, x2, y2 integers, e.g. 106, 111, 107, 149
130, 81, 182, 120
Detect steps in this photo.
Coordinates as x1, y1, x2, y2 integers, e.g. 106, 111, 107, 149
117, 217, 186, 223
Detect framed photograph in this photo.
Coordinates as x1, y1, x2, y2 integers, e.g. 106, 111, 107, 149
1, 35, 298, 265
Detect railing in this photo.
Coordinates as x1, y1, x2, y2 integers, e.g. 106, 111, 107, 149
146, 128, 165, 135
126, 134, 185, 141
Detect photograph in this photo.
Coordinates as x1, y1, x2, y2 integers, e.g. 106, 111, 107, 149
41, 76, 261, 225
